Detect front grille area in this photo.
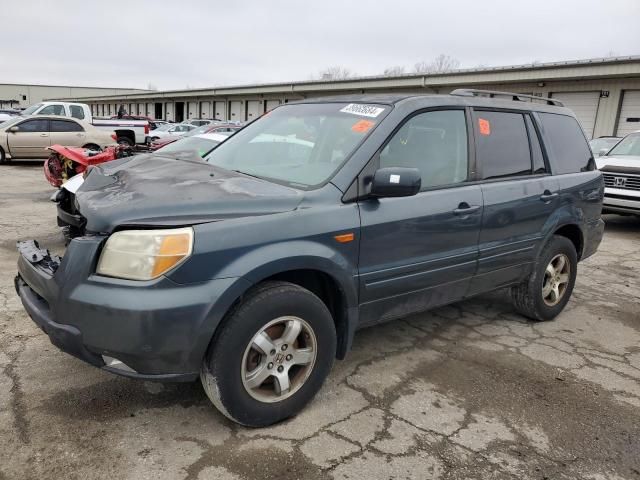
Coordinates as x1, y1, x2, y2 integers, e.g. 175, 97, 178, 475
602, 173, 640, 191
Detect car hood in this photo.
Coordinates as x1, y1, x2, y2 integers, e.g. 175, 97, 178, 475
596, 155, 640, 173
76, 152, 304, 233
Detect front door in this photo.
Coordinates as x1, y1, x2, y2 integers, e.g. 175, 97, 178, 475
7, 118, 50, 158
357, 109, 482, 326
468, 109, 560, 295
49, 119, 87, 147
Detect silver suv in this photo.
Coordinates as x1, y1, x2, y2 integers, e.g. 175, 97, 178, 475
596, 131, 640, 217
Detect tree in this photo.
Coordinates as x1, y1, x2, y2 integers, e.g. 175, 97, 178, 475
382, 65, 405, 76
414, 54, 460, 74
318, 66, 354, 80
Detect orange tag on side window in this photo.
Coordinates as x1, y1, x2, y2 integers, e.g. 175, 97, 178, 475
478, 118, 491, 135
351, 119, 375, 133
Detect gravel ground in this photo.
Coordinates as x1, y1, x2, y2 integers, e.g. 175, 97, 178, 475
1, 162, 639, 480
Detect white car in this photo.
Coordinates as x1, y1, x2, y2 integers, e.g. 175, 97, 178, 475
596, 131, 640, 217
148, 123, 197, 140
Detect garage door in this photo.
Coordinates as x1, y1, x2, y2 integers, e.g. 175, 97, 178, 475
229, 101, 243, 121
214, 101, 226, 120
550, 92, 600, 139
265, 100, 281, 113
200, 101, 211, 119
246, 100, 262, 121
616, 90, 640, 137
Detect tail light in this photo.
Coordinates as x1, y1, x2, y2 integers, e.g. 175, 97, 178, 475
111, 133, 117, 141
144, 123, 150, 134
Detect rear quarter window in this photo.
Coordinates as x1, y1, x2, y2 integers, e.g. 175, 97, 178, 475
538, 113, 594, 174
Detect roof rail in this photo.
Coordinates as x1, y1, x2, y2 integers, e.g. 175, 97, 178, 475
450, 89, 564, 107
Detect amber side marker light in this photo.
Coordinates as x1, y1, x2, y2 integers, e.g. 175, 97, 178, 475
334, 233, 355, 243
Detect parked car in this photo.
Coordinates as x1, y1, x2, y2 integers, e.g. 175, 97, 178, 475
148, 123, 197, 141
150, 123, 240, 150
15, 91, 604, 427
596, 131, 640, 216
0, 115, 116, 163
22, 101, 149, 146
183, 118, 217, 127
589, 136, 621, 157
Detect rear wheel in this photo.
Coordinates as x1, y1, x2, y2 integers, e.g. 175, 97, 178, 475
200, 281, 336, 427
510, 235, 577, 321
117, 136, 133, 147
0, 147, 6, 164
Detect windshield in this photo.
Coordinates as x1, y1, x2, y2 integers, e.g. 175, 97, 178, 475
185, 124, 211, 137
21, 103, 43, 115
589, 137, 620, 154
155, 136, 221, 157
204, 102, 388, 188
607, 134, 640, 157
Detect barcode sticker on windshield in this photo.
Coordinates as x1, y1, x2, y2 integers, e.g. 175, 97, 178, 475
340, 104, 385, 118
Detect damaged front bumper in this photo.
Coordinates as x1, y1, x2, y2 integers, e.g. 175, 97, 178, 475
14, 238, 236, 382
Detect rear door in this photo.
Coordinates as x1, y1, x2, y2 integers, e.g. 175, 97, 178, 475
50, 119, 87, 147
468, 109, 559, 295
7, 118, 50, 157
358, 108, 483, 326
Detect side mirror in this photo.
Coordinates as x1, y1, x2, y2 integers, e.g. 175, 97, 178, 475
370, 167, 421, 198
597, 148, 609, 157
8, 126, 19, 133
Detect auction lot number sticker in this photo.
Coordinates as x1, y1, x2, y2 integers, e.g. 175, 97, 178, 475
340, 104, 385, 118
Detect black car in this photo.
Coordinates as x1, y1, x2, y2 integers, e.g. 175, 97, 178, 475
15, 90, 604, 427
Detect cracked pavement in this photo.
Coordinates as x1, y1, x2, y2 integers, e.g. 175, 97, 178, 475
1, 163, 639, 480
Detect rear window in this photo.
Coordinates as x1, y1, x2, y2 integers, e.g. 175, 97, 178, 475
51, 119, 83, 132
474, 111, 531, 179
538, 113, 594, 174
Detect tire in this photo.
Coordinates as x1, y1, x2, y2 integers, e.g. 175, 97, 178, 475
82, 143, 101, 151
510, 235, 578, 321
0, 147, 6, 164
117, 136, 133, 147
200, 281, 336, 427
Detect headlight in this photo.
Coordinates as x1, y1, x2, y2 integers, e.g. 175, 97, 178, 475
96, 227, 193, 280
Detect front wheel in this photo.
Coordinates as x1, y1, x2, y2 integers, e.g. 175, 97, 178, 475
510, 235, 578, 321
0, 147, 6, 164
200, 281, 336, 427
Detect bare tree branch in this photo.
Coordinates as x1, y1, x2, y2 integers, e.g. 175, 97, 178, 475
413, 54, 460, 74
382, 66, 405, 76
317, 66, 354, 80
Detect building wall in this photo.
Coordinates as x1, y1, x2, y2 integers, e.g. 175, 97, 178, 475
0, 84, 146, 109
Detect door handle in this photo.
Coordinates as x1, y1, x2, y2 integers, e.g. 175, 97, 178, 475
453, 204, 481, 215
540, 192, 559, 203
39, 133, 48, 137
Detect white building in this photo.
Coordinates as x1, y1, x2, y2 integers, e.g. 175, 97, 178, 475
51, 56, 640, 139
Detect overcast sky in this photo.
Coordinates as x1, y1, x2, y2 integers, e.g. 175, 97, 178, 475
1, 0, 639, 91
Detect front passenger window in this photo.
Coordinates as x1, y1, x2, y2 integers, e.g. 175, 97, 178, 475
39, 104, 65, 116
379, 110, 468, 189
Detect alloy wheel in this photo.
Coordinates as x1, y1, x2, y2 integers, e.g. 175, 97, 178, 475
241, 316, 317, 403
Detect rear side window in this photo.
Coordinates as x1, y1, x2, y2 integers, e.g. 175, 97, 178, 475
474, 111, 531, 179
538, 113, 594, 174
51, 119, 84, 132
70, 105, 85, 119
